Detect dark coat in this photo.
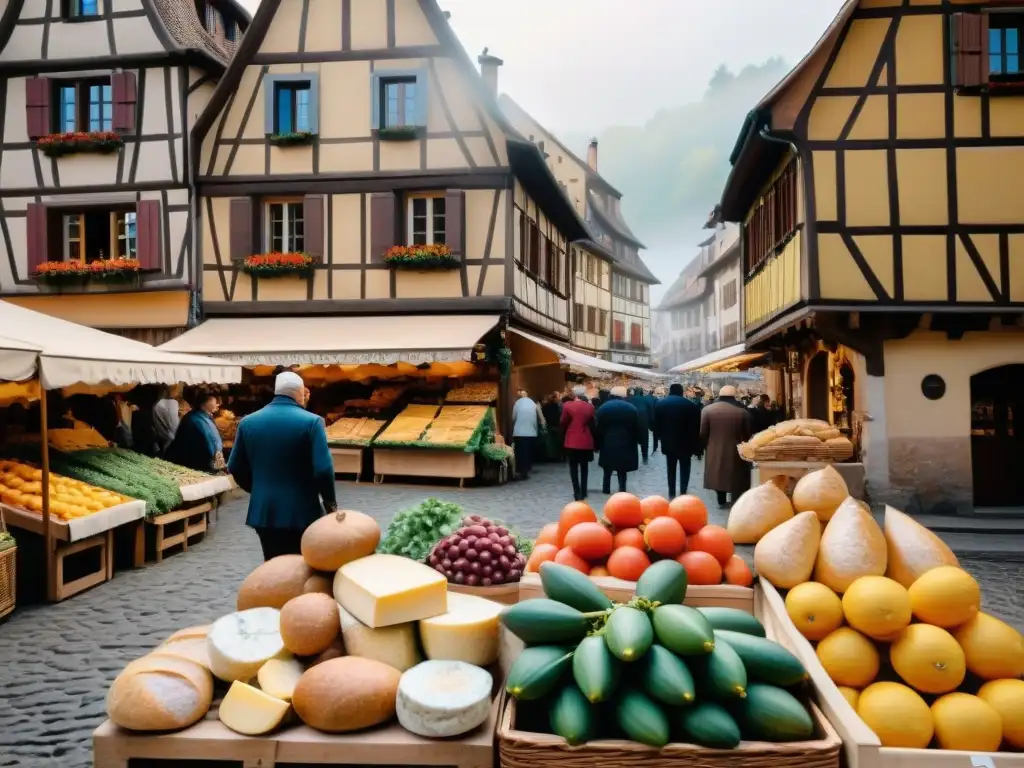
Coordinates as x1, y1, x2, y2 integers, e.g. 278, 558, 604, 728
594, 398, 642, 473
654, 395, 703, 458
627, 394, 650, 433
643, 395, 658, 428
750, 404, 776, 433
700, 397, 753, 494
228, 396, 337, 531
165, 411, 219, 472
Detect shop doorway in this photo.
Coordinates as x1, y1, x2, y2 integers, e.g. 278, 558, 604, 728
806, 352, 830, 422
971, 364, 1024, 507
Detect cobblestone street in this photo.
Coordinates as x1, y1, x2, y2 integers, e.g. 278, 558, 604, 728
1, 457, 1022, 767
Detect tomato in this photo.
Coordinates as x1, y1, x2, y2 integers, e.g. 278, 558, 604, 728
687, 524, 735, 566
557, 501, 597, 544
525, 543, 559, 573
606, 546, 650, 581
640, 495, 670, 521
643, 516, 687, 558
535, 522, 562, 548
723, 554, 754, 587
554, 546, 592, 574
676, 551, 723, 585
603, 492, 644, 528
613, 527, 646, 550
667, 495, 708, 535
564, 522, 614, 561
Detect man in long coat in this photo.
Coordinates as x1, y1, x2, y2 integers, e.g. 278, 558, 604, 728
594, 386, 642, 494
654, 383, 703, 498
700, 385, 753, 508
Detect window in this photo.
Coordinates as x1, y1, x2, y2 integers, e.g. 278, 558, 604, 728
587, 306, 597, 333
585, 254, 597, 284
744, 157, 798, 274
527, 222, 540, 275
574, 303, 584, 329
598, 310, 608, 336
407, 194, 446, 246
205, 3, 221, 35
55, 78, 112, 133
381, 77, 417, 128
274, 81, 311, 134
613, 319, 625, 344
63, 210, 136, 261
630, 323, 643, 347
722, 279, 738, 310
990, 15, 1023, 77
267, 201, 304, 253
225, 20, 237, 42
62, 0, 98, 18
573, 248, 582, 277
723, 321, 740, 346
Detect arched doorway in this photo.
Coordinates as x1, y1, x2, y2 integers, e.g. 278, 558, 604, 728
971, 365, 1024, 506
806, 352, 830, 422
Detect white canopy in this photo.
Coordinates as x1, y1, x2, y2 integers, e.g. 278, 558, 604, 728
669, 343, 768, 374
508, 327, 665, 381
0, 300, 242, 389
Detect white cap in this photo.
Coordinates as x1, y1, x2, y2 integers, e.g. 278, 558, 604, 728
275, 371, 305, 398
610, 386, 628, 398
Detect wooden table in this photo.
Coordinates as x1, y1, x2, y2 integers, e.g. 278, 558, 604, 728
373, 447, 476, 487
329, 446, 364, 480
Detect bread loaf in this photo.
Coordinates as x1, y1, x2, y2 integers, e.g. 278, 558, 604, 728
108, 655, 213, 732
280, 593, 340, 656
300, 510, 381, 572
237, 555, 313, 611
292, 656, 401, 732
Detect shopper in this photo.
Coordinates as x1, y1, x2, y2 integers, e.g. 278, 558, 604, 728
654, 383, 703, 498
228, 372, 337, 561
627, 386, 651, 465
166, 390, 223, 473
700, 385, 753, 508
750, 393, 775, 433
644, 387, 660, 453
560, 386, 595, 501
541, 392, 564, 462
153, 385, 181, 455
511, 389, 540, 480
130, 387, 161, 457
594, 386, 642, 494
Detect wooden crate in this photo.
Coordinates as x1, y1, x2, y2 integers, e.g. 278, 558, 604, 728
373, 447, 476, 487
758, 580, 1024, 768
51, 530, 112, 601
518, 572, 754, 611
146, 502, 212, 563
329, 447, 364, 480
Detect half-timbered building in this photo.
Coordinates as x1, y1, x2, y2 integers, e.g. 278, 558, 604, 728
0, 0, 248, 343
720, 0, 1024, 513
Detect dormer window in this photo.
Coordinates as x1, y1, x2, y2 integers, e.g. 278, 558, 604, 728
62, 0, 98, 19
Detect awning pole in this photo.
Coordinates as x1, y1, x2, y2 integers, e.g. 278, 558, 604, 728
39, 389, 53, 601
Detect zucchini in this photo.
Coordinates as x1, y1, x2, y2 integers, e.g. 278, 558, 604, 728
505, 645, 574, 700
549, 683, 596, 745
692, 636, 747, 700
651, 604, 715, 655
615, 689, 671, 748
634, 559, 687, 605
641, 644, 695, 706
733, 683, 815, 742
672, 701, 741, 748
698, 607, 766, 637
501, 599, 597, 644
604, 606, 654, 662
572, 634, 621, 703
539, 561, 614, 612
714, 630, 807, 687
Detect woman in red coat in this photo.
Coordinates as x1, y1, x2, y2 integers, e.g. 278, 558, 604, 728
560, 386, 596, 501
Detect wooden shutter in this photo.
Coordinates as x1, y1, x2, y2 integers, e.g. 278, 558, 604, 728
229, 198, 254, 261
136, 200, 162, 270
370, 193, 396, 262
26, 77, 50, 139
444, 190, 464, 258
303, 194, 324, 261
111, 71, 138, 133
26, 203, 48, 274
952, 12, 988, 88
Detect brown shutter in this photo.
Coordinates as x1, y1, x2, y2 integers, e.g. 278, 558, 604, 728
952, 12, 988, 88
26, 77, 50, 139
444, 189, 464, 258
111, 71, 138, 133
303, 194, 324, 261
370, 192, 396, 262
26, 203, 48, 274
136, 200, 162, 270
229, 198, 254, 261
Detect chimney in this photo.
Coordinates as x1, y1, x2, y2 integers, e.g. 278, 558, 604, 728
478, 49, 503, 96
587, 138, 598, 171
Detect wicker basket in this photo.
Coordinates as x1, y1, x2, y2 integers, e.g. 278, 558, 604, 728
0, 515, 16, 620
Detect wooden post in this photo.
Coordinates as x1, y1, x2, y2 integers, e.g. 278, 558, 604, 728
39, 389, 54, 601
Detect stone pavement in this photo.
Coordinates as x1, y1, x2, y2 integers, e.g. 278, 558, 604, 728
0, 457, 1021, 767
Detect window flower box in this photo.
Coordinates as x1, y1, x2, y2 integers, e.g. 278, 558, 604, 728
383, 244, 458, 270
33, 259, 141, 291
267, 132, 314, 147
376, 125, 421, 141
35, 131, 124, 158
242, 252, 315, 278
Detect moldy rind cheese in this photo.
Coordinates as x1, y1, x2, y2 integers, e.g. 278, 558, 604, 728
419, 592, 502, 667
334, 554, 447, 628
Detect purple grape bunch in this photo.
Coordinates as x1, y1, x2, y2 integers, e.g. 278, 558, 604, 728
427, 515, 527, 586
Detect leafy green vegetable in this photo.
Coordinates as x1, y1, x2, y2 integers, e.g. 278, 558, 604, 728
377, 498, 465, 563
0, 531, 15, 553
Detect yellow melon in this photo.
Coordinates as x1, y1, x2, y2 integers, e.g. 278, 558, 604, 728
838, 686, 860, 710
726, 482, 794, 544
890, 624, 966, 695
791, 464, 849, 522
883, 506, 958, 588
907, 565, 980, 628
955, 612, 1024, 681
785, 581, 844, 641
931, 693, 1003, 752
841, 576, 911, 641
817, 627, 880, 688
814, 497, 887, 593
857, 682, 934, 748
753, 511, 820, 589
978, 678, 1024, 749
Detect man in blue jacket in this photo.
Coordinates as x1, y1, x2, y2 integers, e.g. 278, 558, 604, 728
654, 383, 703, 498
228, 371, 338, 561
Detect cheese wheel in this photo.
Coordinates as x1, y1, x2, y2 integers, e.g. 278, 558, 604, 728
338, 605, 421, 672
237, 555, 312, 611
107, 656, 213, 732
293, 656, 401, 733
257, 658, 305, 702
396, 660, 493, 737
207, 607, 285, 682
219, 680, 290, 735
419, 592, 502, 667
280, 593, 340, 656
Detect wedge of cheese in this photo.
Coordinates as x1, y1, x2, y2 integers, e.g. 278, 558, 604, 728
257, 658, 304, 702
219, 680, 290, 736
396, 660, 493, 738
334, 554, 446, 628
419, 592, 502, 667
207, 607, 284, 682
338, 605, 421, 672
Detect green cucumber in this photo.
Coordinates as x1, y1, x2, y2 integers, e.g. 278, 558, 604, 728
641, 644, 695, 706
615, 689, 670, 748
692, 636, 747, 700
651, 604, 715, 655
714, 630, 807, 687
634, 559, 687, 605
698, 607, 766, 637
572, 634, 621, 703
539, 561, 614, 612
672, 701, 741, 748
549, 683, 596, 745
501, 599, 598, 644
604, 606, 654, 662
733, 683, 815, 742
505, 645, 574, 700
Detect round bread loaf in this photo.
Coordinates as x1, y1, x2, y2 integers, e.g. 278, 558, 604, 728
292, 656, 400, 732
280, 593, 340, 656
108, 654, 213, 732
236, 555, 312, 611
300, 510, 380, 572
303, 573, 333, 596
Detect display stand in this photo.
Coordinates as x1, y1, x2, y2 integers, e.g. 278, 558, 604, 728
146, 501, 214, 563
329, 447, 364, 480
373, 448, 475, 487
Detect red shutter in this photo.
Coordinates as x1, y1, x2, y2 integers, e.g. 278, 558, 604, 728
444, 190, 464, 258
26, 77, 50, 139
136, 200, 162, 270
370, 193, 396, 262
613, 320, 624, 344
229, 198, 253, 261
952, 12, 988, 88
111, 71, 138, 133
26, 203, 48, 274
303, 194, 324, 261
630, 323, 642, 346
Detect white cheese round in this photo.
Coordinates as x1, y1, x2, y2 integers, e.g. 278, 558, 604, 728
396, 660, 493, 738
207, 607, 284, 683
418, 592, 502, 667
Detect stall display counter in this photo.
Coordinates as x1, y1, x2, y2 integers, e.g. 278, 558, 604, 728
373, 448, 476, 487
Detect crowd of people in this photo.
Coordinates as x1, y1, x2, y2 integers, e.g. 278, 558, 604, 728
511, 383, 784, 507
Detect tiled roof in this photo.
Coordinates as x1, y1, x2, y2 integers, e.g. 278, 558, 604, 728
151, 0, 245, 64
